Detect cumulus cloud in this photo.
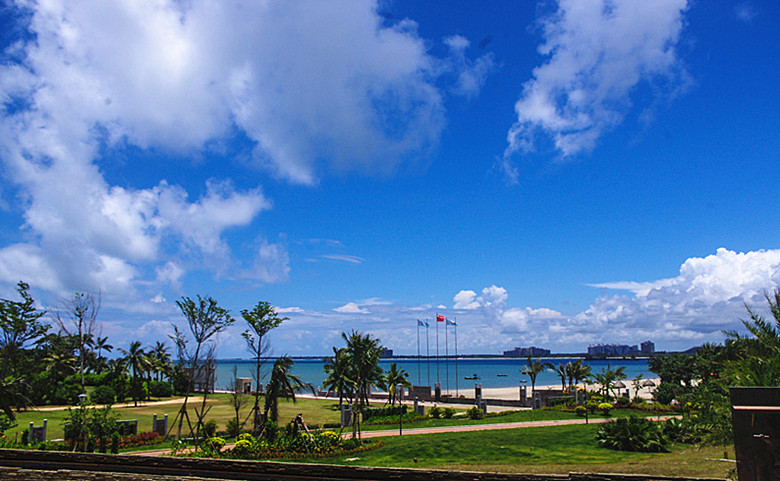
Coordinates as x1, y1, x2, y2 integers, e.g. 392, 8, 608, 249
504, 0, 689, 176
0, 0, 491, 304
568, 248, 780, 346
334, 302, 370, 314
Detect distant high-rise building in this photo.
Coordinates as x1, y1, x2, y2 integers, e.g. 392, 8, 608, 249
380, 348, 394, 358
587, 344, 639, 356
641, 340, 655, 355
503, 346, 551, 357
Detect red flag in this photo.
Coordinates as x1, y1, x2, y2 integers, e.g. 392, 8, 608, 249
436, 314, 445, 322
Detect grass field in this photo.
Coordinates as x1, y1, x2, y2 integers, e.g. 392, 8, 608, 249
361, 407, 663, 431
7, 394, 341, 441
301, 424, 734, 479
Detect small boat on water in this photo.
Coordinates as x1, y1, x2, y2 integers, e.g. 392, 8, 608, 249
497, 373, 508, 377
464, 374, 480, 380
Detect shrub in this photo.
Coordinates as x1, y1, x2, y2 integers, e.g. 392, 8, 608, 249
206, 436, 226, 453
598, 402, 613, 416
596, 417, 669, 452
226, 418, 241, 438
149, 381, 173, 398
90, 385, 116, 405
585, 400, 599, 414
203, 420, 218, 438
574, 405, 587, 417
429, 406, 442, 419
443, 407, 456, 419
466, 407, 484, 420
0, 413, 16, 435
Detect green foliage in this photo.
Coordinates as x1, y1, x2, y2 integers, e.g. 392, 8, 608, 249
203, 419, 218, 438
442, 407, 456, 419
598, 402, 613, 416
364, 405, 407, 420
0, 412, 16, 435
149, 380, 172, 398
585, 400, 599, 414
110, 432, 120, 454
466, 406, 484, 420
574, 405, 587, 417
429, 405, 442, 419
63, 404, 118, 452
90, 385, 116, 405
596, 417, 669, 452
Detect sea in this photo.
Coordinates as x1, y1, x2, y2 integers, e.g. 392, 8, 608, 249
212, 357, 652, 392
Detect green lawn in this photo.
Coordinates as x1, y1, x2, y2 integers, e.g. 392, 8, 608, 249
7, 394, 341, 441
362, 407, 665, 431
300, 424, 734, 479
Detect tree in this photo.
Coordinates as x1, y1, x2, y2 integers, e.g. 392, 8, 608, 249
342, 330, 384, 440
240, 301, 287, 434
554, 363, 568, 393
520, 356, 551, 398
119, 341, 150, 407
322, 347, 354, 407
169, 295, 234, 447
570, 360, 592, 393
53, 292, 100, 392
263, 356, 304, 423
0, 281, 48, 379
384, 362, 412, 406
592, 363, 627, 400
148, 341, 172, 382
227, 366, 248, 437
723, 289, 780, 386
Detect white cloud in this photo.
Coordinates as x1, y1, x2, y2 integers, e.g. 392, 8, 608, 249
443, 35, 496, 99
504, 0, 689, 175
277, 306, 304, 314
453, 290, 479, 309
0, 0, 491, 305
320, 254, 364, 264
333, 302, 370, 314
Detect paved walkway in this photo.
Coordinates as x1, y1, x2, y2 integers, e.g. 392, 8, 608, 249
125, 415, 679, 456
352, 415, 678, 439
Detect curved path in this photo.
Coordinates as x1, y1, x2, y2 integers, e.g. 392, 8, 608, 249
352, 415, 678, 439
125, 415, 679, 456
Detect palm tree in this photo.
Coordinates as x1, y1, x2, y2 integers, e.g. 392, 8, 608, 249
384, 362, 412, 406
263, 356, 305, 423
520, 356, 551, 398
554, 363, 568, 393
342, 331, 384, 407
592, 363, 627, 400
571, 360, 592, 392
148, 341, 172, 382
120, 341, 150, 407
322, 347, 354, 406
724, 289, 780, 386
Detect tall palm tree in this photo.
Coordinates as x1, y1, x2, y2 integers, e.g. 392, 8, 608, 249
263, 356, 304, 423
322, 347, 354, 406
593, 363, 626, 400
384, 362, 412, 406
342, 331, 384, 408
725, 289, 780, 386
120, 341, 150, 407
149, 341, 172, 382
554, 363, 568, 393
520, 356, 551, 398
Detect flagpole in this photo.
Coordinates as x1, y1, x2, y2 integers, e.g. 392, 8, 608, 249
455, 318, 459, 397
426, 320, 430, 386
436, 313, 439, 385
416, 320, 421, 385
445, 318, 449, 394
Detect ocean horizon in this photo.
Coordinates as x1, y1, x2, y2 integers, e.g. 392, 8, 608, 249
212, 357, 653, 393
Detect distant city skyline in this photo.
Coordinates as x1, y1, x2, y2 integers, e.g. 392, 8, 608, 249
0, 1, 778, 357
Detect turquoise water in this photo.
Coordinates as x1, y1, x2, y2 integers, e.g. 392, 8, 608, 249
213, 357, 652, 392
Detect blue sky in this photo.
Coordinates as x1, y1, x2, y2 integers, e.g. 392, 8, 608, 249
1, 0, 779, 357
